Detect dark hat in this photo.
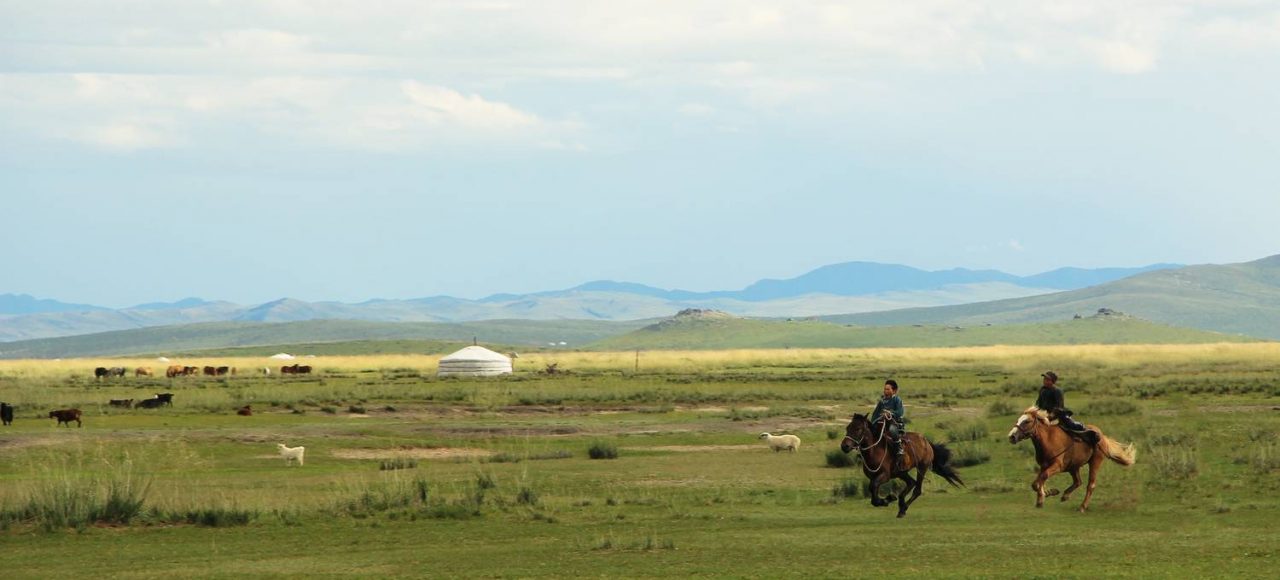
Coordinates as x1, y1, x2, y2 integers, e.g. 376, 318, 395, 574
1041, 371, 1058, 382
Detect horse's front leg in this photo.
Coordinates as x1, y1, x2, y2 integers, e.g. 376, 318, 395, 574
868, 470, 891, 507
1032, 465, 1059, 508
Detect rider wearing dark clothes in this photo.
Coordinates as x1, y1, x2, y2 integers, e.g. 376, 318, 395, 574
1036, 371, 1097, 444
871, 380, 907, 460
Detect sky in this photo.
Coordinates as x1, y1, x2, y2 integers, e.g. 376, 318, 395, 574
2, 1, 1278, 308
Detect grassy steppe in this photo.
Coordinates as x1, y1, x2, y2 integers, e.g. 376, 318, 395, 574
0, 345, 1277, 578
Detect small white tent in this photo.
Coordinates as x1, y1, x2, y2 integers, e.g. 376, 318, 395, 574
437, 346, 512, 377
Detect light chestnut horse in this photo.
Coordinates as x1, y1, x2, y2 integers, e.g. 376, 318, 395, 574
1008, 406, 1136, 512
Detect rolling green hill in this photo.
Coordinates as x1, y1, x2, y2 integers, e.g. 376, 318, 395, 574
821, 254, 1280, 339
590, 310, 1257, 350
0, 319, 649, 359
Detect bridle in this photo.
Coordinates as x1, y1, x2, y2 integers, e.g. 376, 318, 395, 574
1013, 412, 1076, 461
842, 418, 892, 472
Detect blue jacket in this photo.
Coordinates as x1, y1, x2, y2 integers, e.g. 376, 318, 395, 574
871, 395, 905, 423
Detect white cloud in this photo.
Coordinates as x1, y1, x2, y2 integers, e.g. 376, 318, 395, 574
80, 119, 180, 151
401, 82, 539, 130
1087, 39, 1158, 74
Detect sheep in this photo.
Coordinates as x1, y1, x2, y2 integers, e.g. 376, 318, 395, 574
759, 432, 801, 453
277, 443, 305, 466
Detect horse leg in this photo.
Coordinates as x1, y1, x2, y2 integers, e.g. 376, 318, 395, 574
1060, 468, 1082, 502
1079, 454, 1104, 512
895, 473, 917, 518
868, 472, 886, 507
1032, 465, 1060, 508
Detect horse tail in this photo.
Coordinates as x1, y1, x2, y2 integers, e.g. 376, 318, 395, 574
1098, 435, 1137, 466
929, 442, 965, 488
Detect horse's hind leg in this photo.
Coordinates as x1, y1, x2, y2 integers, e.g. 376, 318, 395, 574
1079, 454, 1104, 512
896, 473, 918, 518
1060, 468, 1082, 502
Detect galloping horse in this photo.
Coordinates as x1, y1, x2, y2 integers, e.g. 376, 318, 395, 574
1007, 406, 1136, 512
840, 413, 964, 517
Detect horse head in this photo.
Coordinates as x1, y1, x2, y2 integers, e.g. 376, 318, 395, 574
840, 413, 873, 453
1008, 407, 1047, 444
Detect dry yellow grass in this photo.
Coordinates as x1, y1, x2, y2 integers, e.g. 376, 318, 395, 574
2, 342, 1277, 378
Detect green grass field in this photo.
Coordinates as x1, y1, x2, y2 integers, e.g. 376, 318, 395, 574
0, 346, 1277, 577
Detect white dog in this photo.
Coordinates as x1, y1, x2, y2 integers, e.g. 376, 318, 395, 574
277, 443, 305, 466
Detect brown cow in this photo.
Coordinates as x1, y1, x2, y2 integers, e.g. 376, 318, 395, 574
135, 367, 153, 377
203, 366, 217, 376
183, 366, 199, 376
49, 408, 82, 428
166, 365, 185, 378
215, 366, 230, 376
236, 405, 252, 416
281, 364, 297, 374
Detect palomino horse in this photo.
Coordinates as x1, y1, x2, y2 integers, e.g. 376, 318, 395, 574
1008, 406, 1136, 512
840, 413, 964, 517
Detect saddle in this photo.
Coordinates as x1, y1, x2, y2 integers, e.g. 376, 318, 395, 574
1052, 413, 1099, 444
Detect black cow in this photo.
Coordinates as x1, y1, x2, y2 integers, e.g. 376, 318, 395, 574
155, 393, 174, 406
94, 367, 109, 380
49, 408, 82, 427
1, 402, 13, 426
135, 398, 164, 409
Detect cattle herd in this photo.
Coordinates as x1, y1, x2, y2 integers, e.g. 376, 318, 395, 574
0, 363, 319, 429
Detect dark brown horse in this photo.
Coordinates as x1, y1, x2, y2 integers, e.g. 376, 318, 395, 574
1007, 407, 1136, 512
840, 413, 964, 517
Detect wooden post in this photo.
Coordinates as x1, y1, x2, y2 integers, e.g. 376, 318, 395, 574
635, 349, 640, 373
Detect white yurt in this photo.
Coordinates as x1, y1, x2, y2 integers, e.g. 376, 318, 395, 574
437, 346, 512, 377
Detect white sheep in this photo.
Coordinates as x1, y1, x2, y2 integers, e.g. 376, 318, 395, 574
277, 443, 305, 466
759, 432, 801, 453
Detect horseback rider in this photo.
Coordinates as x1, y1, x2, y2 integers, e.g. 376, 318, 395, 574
871, 379, 907, 464
1036, 371, 1098, 444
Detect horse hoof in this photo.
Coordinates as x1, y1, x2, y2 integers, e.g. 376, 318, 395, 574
1045, 489, 1060, 497
884, 494, 897, 502
1078, 507, 1088, 514
897, 512, 906, 518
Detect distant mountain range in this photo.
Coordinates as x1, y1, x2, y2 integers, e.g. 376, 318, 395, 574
823, 254, 1280, 340
0, 261, 1178, 342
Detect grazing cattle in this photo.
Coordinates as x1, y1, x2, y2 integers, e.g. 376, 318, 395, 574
183, 366, 199, 376
296, 365, 312, 374
95, 367, 109, 380
215, 366, 230, 376
1, 402, 13, 426
166, 365, 184, 378
108, 367, 127, 378
237, 405, 252, 416
203, 366, 217, 376
135, 398, 164, 409
135, 367, 153, 377
49, 408, 82, 428
277, 443, 305, 466
108, 399, 135, 408
281, 364, 297, 374
155, 393, 174, 406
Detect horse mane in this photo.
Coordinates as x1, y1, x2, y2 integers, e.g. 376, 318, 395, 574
1023, 406, 1049, 422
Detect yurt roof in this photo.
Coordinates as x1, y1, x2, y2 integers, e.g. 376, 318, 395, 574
440, 346, 509, 363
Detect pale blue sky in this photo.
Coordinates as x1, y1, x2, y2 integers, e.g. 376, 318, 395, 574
3, 1, 1278, 307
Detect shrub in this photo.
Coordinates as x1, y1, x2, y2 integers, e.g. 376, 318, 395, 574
826, 428, 840, 440
1081, 399, 1139, 416
949, 445, 992, 467
825, 450, 857, 468
831, 478, 861, 498
379, 458, 418, 471
348, 405, 367, 414
516, 487, 539, 505
587, 442, 618, 460
986, 400, 1017, 418
1149, 448, 1198, 480
946, 421, 988, 442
